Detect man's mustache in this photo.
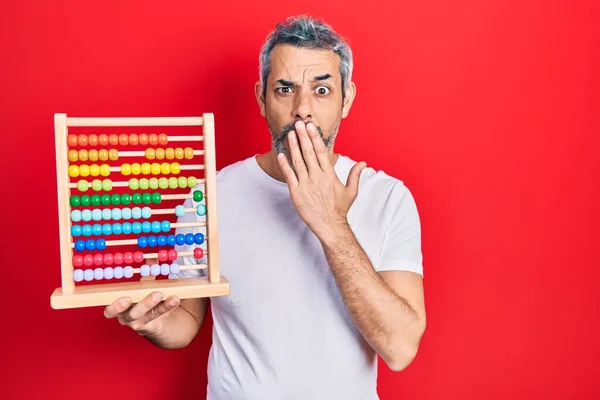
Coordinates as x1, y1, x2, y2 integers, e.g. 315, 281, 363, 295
277, 122, 324, 142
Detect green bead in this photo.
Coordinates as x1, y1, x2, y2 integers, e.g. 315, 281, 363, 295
101, 194, 111, 206
91, 179, 103, 191
129, 178, 139, 190
80, 195, 91, 207
168, 177, 178, 189
121, 193, 131, 205
178, 177, 187, 188
77, 180, 88, 192
102, 179, 112, 191
139, 178, 149, 190
187, 176, 197, 188
91, 194, 101, 206
193, 190, 203, 202
70, 196, 80, 207
149, 178, 159, 190
132, 193, 142, 204
142, 193, 152, 204
158, 178, 169, 190
111, 194, 121, 206
151, 192, 161, 204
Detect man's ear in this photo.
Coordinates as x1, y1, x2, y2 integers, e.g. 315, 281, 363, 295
255, 81, 266, 117
341, 81, 356, 119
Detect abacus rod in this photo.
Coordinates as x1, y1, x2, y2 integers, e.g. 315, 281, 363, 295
118, 150, 205, 157
167, 136, 203, 141
68, 178, 206, 189
66, 117, 204, 127
131, 264, 207, 273
107, 164, 205, 172
72, 236, 209, 248
151, 207, 197, 215
161, 194, 195, 200
142, 251, 208, 259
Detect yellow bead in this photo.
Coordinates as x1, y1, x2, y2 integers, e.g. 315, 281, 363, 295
68, 150, 78, 162
121, 163, 132, 176
88, 149, 99, 162
165, 148, 175, 160
184, 147, 194, 160
156, 148, 165, 160
170, 162, 181, 174
78, 149, 88, 162
89, 164, 100, 177
145, 148, 156, 160
151, 162, 161, 175
175, 147, 184, 160
141, 163, 151, 175
100, 164, 111, 177
98, 149, 109, 161
79, 164, 90, 177
160, 162, 170, 174
68, 165, 79, 178
108, 149, 119, 161
131, 163, 141, 175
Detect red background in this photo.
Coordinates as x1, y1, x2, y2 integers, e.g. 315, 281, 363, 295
1, 1, 599, 399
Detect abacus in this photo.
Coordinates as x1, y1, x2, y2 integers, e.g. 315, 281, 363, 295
50, 113, 230, 309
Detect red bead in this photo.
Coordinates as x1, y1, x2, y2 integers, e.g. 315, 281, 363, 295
148, 134, 159, 145
88, 134, 99, 146
113, 252, 124, 264
73, 255, 83, 267
108, 134, 119, 146
158, 250, 168, 262
119, 134, 129, 146
67, 134, 78, 146
98, 134, 109, 146
94, 254, 104, 266
123, 252, 134, 263
78, 135, 89, 146
139, 134, 149, 145
133, 251, 144, 263
193, 248, 204, 259
158, 133, 168, 145
83, 254, 94, 266
168, 249, 177, 261
128, 134, 139, 146
103, 253, 114, 265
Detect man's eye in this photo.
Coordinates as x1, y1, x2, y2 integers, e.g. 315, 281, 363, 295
276, 87, 293, 93
316, 86, 330, 95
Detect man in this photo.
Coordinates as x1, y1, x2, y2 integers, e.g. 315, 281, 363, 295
104, 15, 426, 400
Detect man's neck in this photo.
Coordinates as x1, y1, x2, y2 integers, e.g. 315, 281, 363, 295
255, 150, 340, 183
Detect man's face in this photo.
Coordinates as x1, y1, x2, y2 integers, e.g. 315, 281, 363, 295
255, 44, 355, 160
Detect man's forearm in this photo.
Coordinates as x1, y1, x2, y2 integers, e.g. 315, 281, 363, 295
142, 306, 202, 350
319, 223, 425, 371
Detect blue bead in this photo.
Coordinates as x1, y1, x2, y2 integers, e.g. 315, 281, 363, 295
71, 225, 82, 237
175, 234, 185, 245
81, 210, 92, 222
112, 223, 122, 235
113, 266, 124, 279
96, 238, 106, 250
166, 234, 176, 246
196, 204, 207, 216
92, 209, 103, 221
81, 225, 93, 237
142, 207, 152, 219
121, 207, 132, 220
151, 221, 161, 233
132, 222, 142, 234
175, 205, 185, 217
132, 207, 142, 219
140, 265, 150, 277
121, 222, 132, 234
75, 240, 86, 252
84, 269, 94, 281
151, 264, 160, 276
170, 263, 180, 274
147, 236, 158, 247
157, 235, 166, 246
94, 268, 104, 280
102, 223, 112, 235
92, 224, 103, 236
160, 264, 170, 275
194, 233, 204, 245
104, 267, 114, 279
161, 221, 171, 233
142, 221, 152, 233
138, 236, 148, 248
185, 233, 195, 245
124, 266, 134, 278
102, 208, 112, 221
70, 210, 82, 222
73, 269, 84, 282
85, 239, 96, 251
112, 208, 122, 221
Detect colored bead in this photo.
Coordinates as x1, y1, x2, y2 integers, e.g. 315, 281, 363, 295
70, 210, 82, 222
110, 194, 119, 206
194, 248, 204, 259
94, 254, 104, 266
121, 222, 132, 234
151, 163, 161, 175
145, 148, 156, 160
168, 177, 178, 189
91, 179, 103, 191
147, 236, 158, 247
88, 134, 99, 146
102, 209, 112, 220
166, 235, 176, 246
132, 222, 142, 234
187, 176, 197, 188
123, 252, 134, 264
68, 150, 78, 162
133, 251, 144, 263
98, 149, 109, 161
175, 147, 184, 159
90, 194, 101, 206
81, 209, 92, 221
194, 233, 204, 244
104, 253, 113, 265
196, 204, 207, 216
83, 254, 94, 266
175, 205, 185, 217
151, 264, 160, 276
160, 162, 170, 174
70, 196, 81, 207
168, 249, 178, 261
78, 149, 89, 162
81, 225, 92, 236
156, 148, 165, 160
80, 196, 91, 207
142, 193, 151, 204
102, 179, 112, 191
84, 269, 94, 281
184, 147, 194, 160
158, 250, 168, 262
118, 134, 129, 145
68, 165, 79, 178
161, 220, 170, 232
94, 268, 104, 280
121, 193, 131, 205
141, 163, 151, 175
175, 234, 185, 245
131, 163, 141, 175
158, 133, 168, 145
141, 265, 150, 277
193, 190, 203, 202
73, 269, 84, 282
78, 135, 89, 146
73, 255, 84, 267
113, 252, 123, 264
102, 224, 112, 235
137, 236, 147, 248
124, 266, 134, 278
139, 178, 149, 190
75, 240, 86, 252
158, 177, 169, 189
139, 134, 149, 145
99, 164, 110, 177
151, 221, 161, 233
149, 134, 159, 145
152, 192, 161, 204
98, 134, 109, 146
170, 263, 180, 274
85, 239, 96, 251
129, 178, 139, 190
165, 148, 175, 160
121, 208, 132, 220
132, 207, 142, 219
157, 235, 167, 246
141, 221, 151, 233
161, 264, 170, 275
67, 134, 78, 146
178, 177, 188, 188
108, 134, 119, 146
96, 238, 106, 250
185, 233, 195, 245
92, 224, 103, 236
71, 225, 82, 237
142, 207, 151, 218
89, 149, 99, 162
129, 134, 139, 146
99, 194, 110, 205
104, 267, 114, 280
171, 162, 181, 174
149, 178, 159, 190
108, 149, 119, 161
120, 163, 131, 176
112, 208, 122, 220
112, 223, 122, 235
79, 164, 90, 177
89, 164, 100, 177
114, 266, 124, 279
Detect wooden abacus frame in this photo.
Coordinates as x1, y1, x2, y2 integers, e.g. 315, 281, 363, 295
50, 113, 230, 309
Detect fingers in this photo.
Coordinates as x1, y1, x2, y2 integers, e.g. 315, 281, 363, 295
293, 121, 320, 173
277, 153, 299, 186
305, 122, 332, 172
104, 297, 133, 319
346, 161, 367, 197
286, 129, 309, 181
104, 292, 180, 331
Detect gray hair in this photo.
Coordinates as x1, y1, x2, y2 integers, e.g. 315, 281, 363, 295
258, 15, 353, 100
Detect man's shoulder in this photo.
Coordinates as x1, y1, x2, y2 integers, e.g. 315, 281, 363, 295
215, 155, 256, 181
339, 154, 408, 195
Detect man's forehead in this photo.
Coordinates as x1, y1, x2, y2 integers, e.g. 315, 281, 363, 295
269, 44, 340, 81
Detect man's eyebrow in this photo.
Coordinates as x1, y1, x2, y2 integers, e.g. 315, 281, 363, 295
275, 79, 295, 87
313, 73, 333, 81
274, 74, 333, 87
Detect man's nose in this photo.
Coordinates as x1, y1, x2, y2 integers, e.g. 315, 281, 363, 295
292, 91, 312, 122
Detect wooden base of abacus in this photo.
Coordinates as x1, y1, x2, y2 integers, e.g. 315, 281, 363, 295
50, 277, 230, 309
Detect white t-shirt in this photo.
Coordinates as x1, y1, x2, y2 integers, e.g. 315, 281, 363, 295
170, 154, 423, 400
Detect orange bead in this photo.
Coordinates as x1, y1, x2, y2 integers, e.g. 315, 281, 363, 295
67, 134, 78, 146
184, 147, 194, 160
98, 134, 109, 146
118, 134, 129, 145
175, 147, 184, 159
148, 134, 159, 145
145, 148, 156, 160
165, 148, 175, 160
88, 134, 99, 146
108, 149, 119, 161
108, 134, 119, 146
158, 133, 168, 145
68, 150, 78, 162
77, 135, 88, 146
139, 134, 149, 145
88, 149, 99, 161
128, 134, 139, 146
78, 149, 89, 162
98, 149, 109, 161
155, 148, 165, 160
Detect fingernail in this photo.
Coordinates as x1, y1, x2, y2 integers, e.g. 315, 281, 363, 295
152, 293, 162, 302
169, 298, 179, 306
120, 298, 131, 307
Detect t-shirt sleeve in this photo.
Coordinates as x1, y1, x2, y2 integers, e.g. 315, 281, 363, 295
376, 183, 424, 276
168, 187, 207, 279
